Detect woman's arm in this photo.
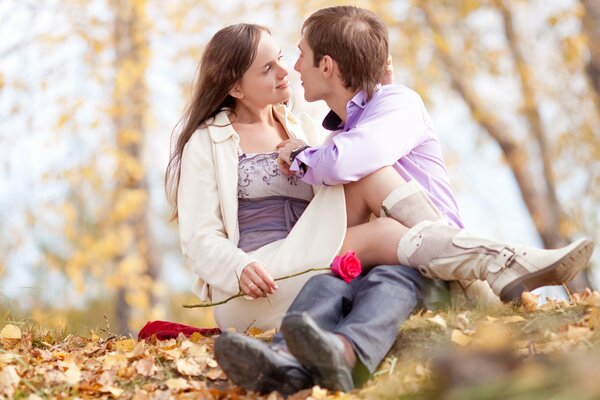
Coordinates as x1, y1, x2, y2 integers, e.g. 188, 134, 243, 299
178, 131, 272, 297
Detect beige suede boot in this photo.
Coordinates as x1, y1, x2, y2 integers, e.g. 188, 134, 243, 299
397, 220, 595, 302
382, 181, 499, 305
381, 181, 443, 226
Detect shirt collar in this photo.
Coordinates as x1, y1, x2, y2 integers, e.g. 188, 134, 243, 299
321, 90, 369, 131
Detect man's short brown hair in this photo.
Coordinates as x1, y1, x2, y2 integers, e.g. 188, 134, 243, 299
302, 6, 388, 98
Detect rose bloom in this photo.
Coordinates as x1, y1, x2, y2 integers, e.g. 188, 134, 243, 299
330, 250, 362, 283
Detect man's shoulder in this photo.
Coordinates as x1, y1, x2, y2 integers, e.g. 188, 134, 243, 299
375, 84, 422, 102
365, 85, 425, 113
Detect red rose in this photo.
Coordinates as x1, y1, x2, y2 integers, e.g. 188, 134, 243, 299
330, 250, 362, 283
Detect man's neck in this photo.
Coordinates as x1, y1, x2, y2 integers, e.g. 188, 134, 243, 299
325, 87, 360, 123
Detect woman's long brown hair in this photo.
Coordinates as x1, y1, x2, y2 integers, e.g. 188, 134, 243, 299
165, 24, 269, 220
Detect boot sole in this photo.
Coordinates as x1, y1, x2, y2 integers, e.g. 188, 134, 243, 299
214, 333, 309, 395
281, 313, 354, 392
500, 238, 595, 302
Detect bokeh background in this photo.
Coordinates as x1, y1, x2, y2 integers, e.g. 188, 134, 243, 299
1, 0, 599, 336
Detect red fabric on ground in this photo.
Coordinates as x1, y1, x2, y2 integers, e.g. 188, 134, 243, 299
138, 320, 221, 340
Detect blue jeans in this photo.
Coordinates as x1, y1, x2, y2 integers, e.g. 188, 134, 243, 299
274, 265, 442, 373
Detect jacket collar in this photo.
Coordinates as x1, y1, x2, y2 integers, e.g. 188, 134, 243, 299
207, 110, 237, 143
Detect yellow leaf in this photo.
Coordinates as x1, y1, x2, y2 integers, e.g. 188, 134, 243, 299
1, 324, 22, 340
522, 292, 540, 312
427, 314, 447, 328
451, 329, 472, 346
473, 322, 514, 352
165, 377, 190, 391
247, 327, 264, 336
189, 332, 203, 343
115, 338, 136, 352
310, 386, 329, 399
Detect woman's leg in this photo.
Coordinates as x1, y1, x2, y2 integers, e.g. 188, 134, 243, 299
343, 166, 409, 227
341, 168, 595, 302
341, 218, 408, 269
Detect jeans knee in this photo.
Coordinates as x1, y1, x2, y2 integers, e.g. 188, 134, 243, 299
364, 265, 420, 292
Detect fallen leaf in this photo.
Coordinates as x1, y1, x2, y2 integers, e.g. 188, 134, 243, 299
567, 325, 593, 342
1, 324, 22, 340
522, 292, 540, 312
474, 322, 514, 352
309, 385, 329, 399
451, 329, 472, 346
60, 357, 82, 385
0, 365, 20, 398
133, 358, 156, 377
427, 315, 447, 328
206, 368, 226, 380
115, 338, 136, 352
165, 377, 190, 391
247, 327, 264, 336
176, 358, 204, 376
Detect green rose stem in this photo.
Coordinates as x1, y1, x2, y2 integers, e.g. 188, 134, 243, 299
183, 267, 330, 309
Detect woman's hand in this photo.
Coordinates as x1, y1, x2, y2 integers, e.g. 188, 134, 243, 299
240, 262, 278, 298
381, 55, 394, 85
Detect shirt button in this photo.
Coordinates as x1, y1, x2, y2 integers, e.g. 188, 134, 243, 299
361, 100, 366, 106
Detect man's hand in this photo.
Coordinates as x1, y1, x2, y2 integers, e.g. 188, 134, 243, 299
277, 138, 307, 177
240, 262, 278, 299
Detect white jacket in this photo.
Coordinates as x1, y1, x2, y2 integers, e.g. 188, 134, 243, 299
177, 104, 347, 331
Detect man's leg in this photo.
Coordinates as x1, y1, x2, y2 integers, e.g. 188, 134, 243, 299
215, 272, 353, 395
272, 272, 354, 347
334, 265, 427, 373
282, 265, 433, 391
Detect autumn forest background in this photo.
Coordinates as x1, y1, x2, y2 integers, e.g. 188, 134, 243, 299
1, 0, 600, 339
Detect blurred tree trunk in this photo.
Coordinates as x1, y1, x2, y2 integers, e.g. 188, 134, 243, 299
111, 0, 157, 334
420, 1, 592, 291
582, 0, 600, 105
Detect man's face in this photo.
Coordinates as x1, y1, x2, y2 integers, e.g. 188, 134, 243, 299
294, 36, 325, 103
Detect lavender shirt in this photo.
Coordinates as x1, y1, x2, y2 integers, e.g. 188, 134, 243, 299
291, 84, 463, 228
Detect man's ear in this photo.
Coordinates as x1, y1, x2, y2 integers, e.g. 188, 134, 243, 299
319, 55, 335, 78
229, 84, 244, 99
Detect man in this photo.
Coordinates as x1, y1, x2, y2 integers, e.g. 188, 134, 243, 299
215, 5, 593, 395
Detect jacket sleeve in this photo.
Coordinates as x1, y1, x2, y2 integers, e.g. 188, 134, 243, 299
292, 88, 431, 186
177, 131, 257, 297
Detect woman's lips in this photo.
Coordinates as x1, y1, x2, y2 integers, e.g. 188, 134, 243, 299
277, 81, 289, 89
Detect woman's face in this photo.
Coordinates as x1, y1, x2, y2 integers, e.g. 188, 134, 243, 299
233, 32, 291, 107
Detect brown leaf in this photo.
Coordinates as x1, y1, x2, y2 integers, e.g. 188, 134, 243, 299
522, 292, 540, 312
133, 358, 156, 377
0, 365, 20, 398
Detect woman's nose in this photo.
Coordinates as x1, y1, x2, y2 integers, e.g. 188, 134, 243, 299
277, 62, 289, 78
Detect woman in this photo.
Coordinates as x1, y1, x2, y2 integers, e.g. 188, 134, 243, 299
166, 24, 594, 333
165, 24, 347, 332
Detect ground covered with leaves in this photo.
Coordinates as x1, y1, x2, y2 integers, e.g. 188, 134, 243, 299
2, 290, 600, 399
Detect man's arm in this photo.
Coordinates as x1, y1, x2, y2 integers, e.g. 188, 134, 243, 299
290, 88, 431, 186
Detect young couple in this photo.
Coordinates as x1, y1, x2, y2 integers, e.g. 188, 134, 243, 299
165, 6, 594, 394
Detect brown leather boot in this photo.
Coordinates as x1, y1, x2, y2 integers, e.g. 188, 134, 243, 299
397, 221, 595, 302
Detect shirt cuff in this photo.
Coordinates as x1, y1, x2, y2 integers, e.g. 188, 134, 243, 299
290, 158, 306, 178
